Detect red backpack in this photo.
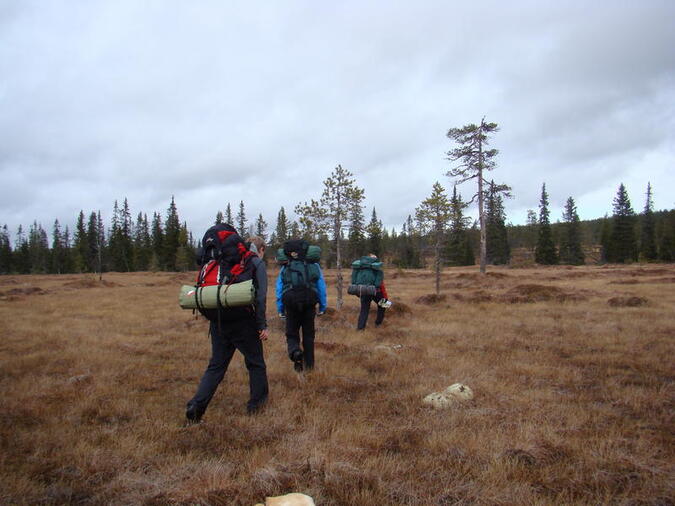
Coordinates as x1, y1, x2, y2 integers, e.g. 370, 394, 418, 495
194, 225, 256, 320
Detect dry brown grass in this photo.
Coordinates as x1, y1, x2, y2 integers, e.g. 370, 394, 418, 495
1, 265, 674, 505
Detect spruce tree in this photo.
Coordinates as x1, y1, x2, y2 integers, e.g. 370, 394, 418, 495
88, 211, 103, 274
366, 208, 383, 258
446, 186, 474, 266
534, 183, 558, 264
485, 180, 510, 265
62, 225, 73, 273
0, 224, 12, 274
28, 221, 49, 274
133, 212, 152, 271
51, 219, 65, 274
236, 201, 247, 237
656, 210, 674, 261
164, 196, 181, 271
347, 202, 366, 260
600, 215, 611, 263
108, 202, 125, 271
275, 207, 289, 241
289, 221, 301, 239
639, 182, 657, 261
175, 222, 193, 272
416, 182, 451, 294
225, 203, 233, 225
559, 197, 585, 265
14, 225, 30, 274
120, 199, 134, 270
151, 212, 164, 269
446, 118, 510, 273
608, 183, 637, 263
525, 209, 538, 253
215, 210, 224, 225
255, 213, 268, 241
73, 211, 88, 272
272, 207, 290, 252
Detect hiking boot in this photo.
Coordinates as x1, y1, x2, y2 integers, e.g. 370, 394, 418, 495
291, 350, 304, 372
247, 402, 267, 415
185, 403, 203, 424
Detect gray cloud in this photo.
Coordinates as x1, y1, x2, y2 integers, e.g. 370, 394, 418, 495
1, 0, 674, 239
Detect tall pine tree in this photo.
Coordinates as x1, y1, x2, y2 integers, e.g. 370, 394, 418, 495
534, 183, 558, 264
347, 201, 366, 260
255, 213, 268, 241
236, 201, 247, 236
296, 165, 364, 309
446, 186, 474, 266
485, 180, 510, 265
446, 118, 510, 273
164, 196, 181, 271
639, 182, 657, 261
559, 197, 585, 265
608, 183, 637, 263
88, 211, 103, 274
366, 208, 383, 258
0, 224, 12, 274
416, 182, 451, 294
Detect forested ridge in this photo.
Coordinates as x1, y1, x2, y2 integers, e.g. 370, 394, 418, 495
1, 180, 672, 275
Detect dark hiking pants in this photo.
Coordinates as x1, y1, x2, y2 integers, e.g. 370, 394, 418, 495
357, 294, 385, 330
285, 305, 316, 369
189, 318, 268, 415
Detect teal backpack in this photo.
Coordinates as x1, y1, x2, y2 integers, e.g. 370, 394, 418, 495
278, 240, 322, 311
351, 256, 384, 287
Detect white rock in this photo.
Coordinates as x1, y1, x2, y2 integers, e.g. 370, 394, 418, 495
444, 383, 474, 401
255, 493, 316, 506
422, 392, 455, 409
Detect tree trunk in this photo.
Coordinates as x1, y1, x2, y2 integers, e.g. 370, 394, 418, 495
478, 122, 486, 274
435, 230, 441, 295
336, 225, 343, 311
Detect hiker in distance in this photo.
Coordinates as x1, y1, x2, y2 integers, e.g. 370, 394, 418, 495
185, 225, 269, 423
275, 239, 327, 372
351, 253, 391, 330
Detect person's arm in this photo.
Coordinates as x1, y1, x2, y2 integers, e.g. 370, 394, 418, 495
275, 267, 285, 314
316, 266, 327, 313
379, 281, 388, 300
252, 257, 267, 331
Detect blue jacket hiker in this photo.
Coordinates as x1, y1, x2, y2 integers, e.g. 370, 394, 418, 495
275, 240, 327, 372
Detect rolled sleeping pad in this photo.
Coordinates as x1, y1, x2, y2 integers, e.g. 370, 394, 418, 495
179, 280, 255, 309
347, 284, 377, 297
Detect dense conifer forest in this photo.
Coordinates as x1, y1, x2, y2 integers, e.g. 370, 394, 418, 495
1, 181, 672, 275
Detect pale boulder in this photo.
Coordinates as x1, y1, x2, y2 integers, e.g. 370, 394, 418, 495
254, 492, 316, 506
423, 383, 474, 409
422, 392, 455, 409
444, 383, 474, 401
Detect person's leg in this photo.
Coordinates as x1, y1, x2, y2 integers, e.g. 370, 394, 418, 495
285, 308, 302, 359
375, 298, 386, 326
300, 305, 316, 369
232, 318, 269, 413
357, 295, 371, 329
187, 320, 236, 420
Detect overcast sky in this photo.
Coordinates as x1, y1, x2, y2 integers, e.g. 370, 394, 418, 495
1, 0, 674, 240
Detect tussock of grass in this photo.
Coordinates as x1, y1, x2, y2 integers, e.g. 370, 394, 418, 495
1, 265, 673, 504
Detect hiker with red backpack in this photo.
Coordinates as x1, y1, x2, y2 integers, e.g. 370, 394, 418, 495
185, 224, 269, 423
275, 240, 327, 372
350, 253, 391, 330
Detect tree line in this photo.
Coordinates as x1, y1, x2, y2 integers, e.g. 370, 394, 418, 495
1, 121, 674, 276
